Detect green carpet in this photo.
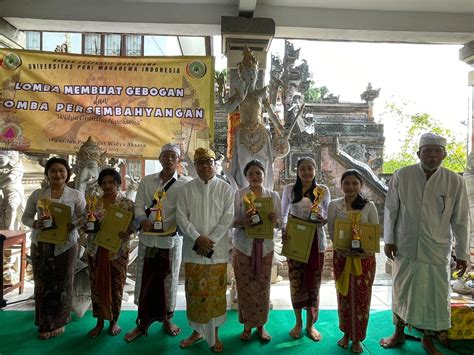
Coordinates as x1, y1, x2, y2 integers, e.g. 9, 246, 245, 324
0, 310, 472, 354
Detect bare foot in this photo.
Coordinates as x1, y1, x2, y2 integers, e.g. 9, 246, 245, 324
50, 326, 65, 338
379, 332, 405, 348
38, 331, 51, 340
180, 331, 203, 348
124, 327, 143, 342
421, 336, 443, 355
109, 322, 122, 336
289, 323, 302, 339
211, 339, 224, 353
351, 341, 363, 353
163, 319, 181, 337
337, 334, 349, 349
257, 326, 271, 342
240, 327, 252, 341
88, 323, 104, 338
306, 326, 322, 342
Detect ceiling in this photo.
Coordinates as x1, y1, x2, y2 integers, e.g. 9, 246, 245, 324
1, 0, 473, 44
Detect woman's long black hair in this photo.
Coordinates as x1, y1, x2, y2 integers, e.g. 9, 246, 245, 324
292, 157, 317, 203
341, 169, 368, 210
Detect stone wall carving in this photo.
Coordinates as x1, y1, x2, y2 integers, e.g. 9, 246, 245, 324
0, 150, 24, 230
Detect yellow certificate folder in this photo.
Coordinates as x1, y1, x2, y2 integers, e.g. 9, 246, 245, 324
244, 197, 274, 239
37, 202, 72, 245
282, 216, 317, 263
333, 218, 381, 253
94, 204, 133, 253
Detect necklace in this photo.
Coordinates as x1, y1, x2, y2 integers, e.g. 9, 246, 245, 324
239, 124, 267, 154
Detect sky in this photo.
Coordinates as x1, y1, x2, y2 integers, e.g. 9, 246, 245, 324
214, 38, 471, 157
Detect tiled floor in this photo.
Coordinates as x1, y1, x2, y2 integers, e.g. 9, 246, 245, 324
3, 237, 396, 311
4, 242, 394, 311
3, 273, 393, 311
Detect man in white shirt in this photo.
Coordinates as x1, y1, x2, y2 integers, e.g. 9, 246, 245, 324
380, 133, 469, 355
124, 143, 190, 342
177, 148, 234, 353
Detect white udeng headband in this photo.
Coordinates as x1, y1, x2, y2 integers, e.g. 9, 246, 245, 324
419, 133, 447, 148
160, 143, 181, 156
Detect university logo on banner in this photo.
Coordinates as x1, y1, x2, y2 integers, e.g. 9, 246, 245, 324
0, 49, 214, 159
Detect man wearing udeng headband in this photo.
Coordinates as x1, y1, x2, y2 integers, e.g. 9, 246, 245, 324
177, 148, 234, 353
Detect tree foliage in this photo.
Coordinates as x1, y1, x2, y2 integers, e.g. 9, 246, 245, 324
304, 82, 330, 103
381, 102, 467, 173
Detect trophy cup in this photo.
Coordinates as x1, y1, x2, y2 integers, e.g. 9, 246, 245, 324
85, 195, 100, 233
309, 186, 325, 222
243, 191, 263, 226
37, 198, 54, 230
349, 211, 364, 253
152, 190, 165, 233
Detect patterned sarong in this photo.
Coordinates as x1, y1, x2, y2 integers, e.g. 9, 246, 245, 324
333, 252, 375, 342
31, 242, 78, 332
233, 248, 273, 327
88, 246, 128, 322
136, 247, 172, 334
288, 252, 324, 323
185, 263, 227, 324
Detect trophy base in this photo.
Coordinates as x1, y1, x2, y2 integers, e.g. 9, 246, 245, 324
42, 222, 57, 231
250, 213, 263, 226
153, 221, 164, 233
308, 212, 320, 222
350, 240, 364, 253
86, 221, 100, 234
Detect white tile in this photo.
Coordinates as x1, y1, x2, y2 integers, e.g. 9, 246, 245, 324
2, 275, 394, 312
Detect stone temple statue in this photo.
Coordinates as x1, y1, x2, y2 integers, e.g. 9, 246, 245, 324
360, 82, 380, 103
124, 174, 141, 202
71, 136, 107, 318
0, 151, 24, 230
73, 136, 107, 196
218, 45, 286, 190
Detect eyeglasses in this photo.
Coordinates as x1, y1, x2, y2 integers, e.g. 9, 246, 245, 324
195, 159, 214, 167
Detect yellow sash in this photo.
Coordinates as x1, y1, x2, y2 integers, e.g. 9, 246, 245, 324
336, 256, 362, 297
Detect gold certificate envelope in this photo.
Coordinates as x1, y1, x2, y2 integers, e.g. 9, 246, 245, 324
282, 215, 317, 263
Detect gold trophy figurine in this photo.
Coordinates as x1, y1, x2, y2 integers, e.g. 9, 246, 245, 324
86, 195, 100, 233
152, 190, 166, 233
38, 198, 54, 229
309, 186, 325, 222
349, 211, 364, 253
243, 191, 263, 226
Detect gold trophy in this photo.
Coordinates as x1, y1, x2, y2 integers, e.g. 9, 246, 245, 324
85, 195, 100, 233
309, 186, 325, 222
349, 211, 363, 253
37, 198, 54, 229
243, 191, 263, 226
152, 190, 166, 233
